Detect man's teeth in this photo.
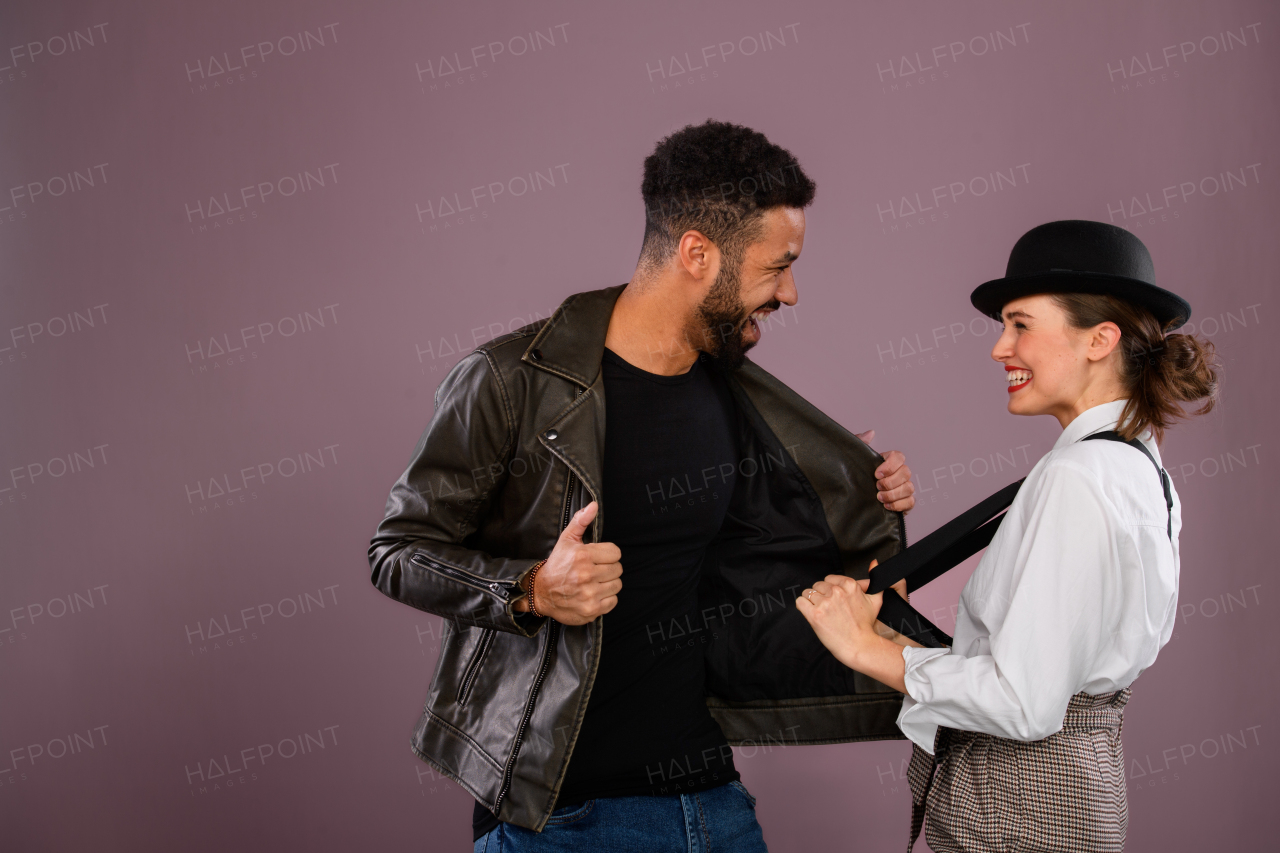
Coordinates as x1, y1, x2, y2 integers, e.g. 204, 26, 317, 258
1007, 369, 1032, 385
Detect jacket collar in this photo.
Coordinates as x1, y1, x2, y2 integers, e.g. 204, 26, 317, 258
522, 285, 626, 388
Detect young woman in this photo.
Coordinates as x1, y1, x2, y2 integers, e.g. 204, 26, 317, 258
797, 220, 1218, 852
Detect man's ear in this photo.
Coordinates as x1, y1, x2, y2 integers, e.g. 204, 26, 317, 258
677, 229, 717, 282
1086, 321, 1122, 362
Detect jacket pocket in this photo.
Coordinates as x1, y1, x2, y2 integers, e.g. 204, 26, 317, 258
457, 628, 496, 706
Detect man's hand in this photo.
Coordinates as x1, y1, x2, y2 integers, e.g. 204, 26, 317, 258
515, 501, 622, 625
856, 430, 915, 513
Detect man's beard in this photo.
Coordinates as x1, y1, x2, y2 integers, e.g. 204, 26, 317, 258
689, 257, 774, 372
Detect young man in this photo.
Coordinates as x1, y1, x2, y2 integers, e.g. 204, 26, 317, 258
369, 120, 917, 852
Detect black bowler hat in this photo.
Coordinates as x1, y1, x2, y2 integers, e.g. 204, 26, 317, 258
970, 220, 1192, 328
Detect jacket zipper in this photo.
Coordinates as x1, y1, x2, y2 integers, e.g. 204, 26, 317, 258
494, 617, 560, 814
457, 628, 495, 706
494, 414, 581, 815
410, 553, 515, 602
561, 468, 576, 530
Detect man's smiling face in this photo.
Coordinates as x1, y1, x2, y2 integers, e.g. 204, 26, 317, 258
691, 206, 804, 370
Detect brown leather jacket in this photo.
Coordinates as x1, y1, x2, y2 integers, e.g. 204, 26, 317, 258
369, 285, 906, 831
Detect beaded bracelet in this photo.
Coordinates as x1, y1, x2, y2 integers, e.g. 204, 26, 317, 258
526, 559, 548, 618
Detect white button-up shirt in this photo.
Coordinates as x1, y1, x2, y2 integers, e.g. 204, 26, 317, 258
898, 400, 1181, 753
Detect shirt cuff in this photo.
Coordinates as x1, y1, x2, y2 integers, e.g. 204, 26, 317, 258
896, 645, 951, 754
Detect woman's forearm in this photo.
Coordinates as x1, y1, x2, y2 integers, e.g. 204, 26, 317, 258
851, 632, 909, 693
874, 620, 925, 648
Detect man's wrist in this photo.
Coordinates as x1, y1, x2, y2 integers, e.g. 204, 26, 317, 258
525, 559, 547, 618
513, 559, 548, 617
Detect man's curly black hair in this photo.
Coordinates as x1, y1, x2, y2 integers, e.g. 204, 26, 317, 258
639, 119, 816, 273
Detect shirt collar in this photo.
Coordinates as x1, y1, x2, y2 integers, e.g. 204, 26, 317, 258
1053, 399, 1129, 451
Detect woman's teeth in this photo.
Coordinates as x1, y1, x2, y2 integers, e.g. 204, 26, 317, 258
1007, 369, 1032, 386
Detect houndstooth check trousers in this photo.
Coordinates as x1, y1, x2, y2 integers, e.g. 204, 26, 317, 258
908, 689, 1131, 853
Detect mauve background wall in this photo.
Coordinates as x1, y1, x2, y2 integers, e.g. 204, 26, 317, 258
0, 0, 1274, 850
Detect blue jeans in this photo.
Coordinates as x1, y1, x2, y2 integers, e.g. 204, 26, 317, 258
473, 781, 767, 852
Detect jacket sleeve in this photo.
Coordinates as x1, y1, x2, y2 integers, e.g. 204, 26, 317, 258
368, 350, 548, 637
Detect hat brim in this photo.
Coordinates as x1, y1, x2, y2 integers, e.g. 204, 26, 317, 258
970, 271, 1192, 328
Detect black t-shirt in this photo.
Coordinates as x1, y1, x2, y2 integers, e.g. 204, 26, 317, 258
474, 348, 740, 840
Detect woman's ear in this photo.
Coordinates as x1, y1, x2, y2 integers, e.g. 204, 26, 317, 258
1086, 321, 1122, 362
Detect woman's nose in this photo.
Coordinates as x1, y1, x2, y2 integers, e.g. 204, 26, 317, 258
991, 327, 1014, 361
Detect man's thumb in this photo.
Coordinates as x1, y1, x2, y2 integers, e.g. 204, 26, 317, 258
560, 501, 597, 542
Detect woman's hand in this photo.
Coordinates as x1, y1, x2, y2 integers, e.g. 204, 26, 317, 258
797, 559, 912, 692
796, 573, 884, 671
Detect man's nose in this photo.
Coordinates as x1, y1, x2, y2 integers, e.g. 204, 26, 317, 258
775, 270, 798, 306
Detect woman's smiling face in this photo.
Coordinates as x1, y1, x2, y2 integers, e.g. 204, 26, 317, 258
989, 294, 1123, 425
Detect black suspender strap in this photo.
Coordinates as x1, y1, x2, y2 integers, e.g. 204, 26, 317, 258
867, 479, 1024, 648
866, 478, 1024, 596
876, 588, 955, 649
866, 429, 1174, 649
1080, 430, 1174, 539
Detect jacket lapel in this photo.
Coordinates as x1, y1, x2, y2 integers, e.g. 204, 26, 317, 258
522, 284, 625, 388
527, 285, 624, 539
